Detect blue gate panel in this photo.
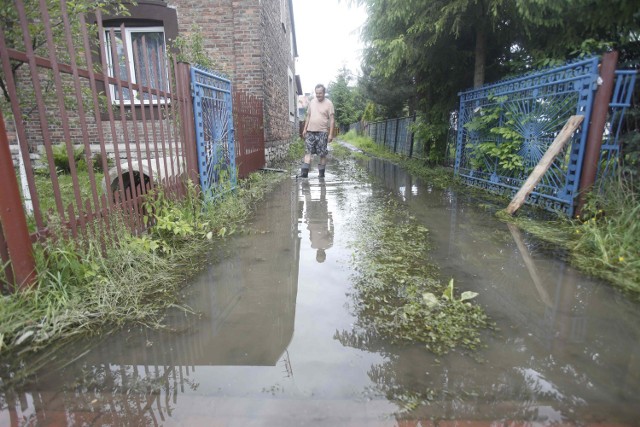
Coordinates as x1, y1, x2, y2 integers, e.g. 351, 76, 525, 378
191, 67, 236, 199
455, 57, 600, 215
596, 70, 638, 187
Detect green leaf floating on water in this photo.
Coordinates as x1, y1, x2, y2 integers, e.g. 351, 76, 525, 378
460, 291, 479, 302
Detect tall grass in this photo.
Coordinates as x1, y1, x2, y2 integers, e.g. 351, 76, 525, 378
570, 175, 639, 293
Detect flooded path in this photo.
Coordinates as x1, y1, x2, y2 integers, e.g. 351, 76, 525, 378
1, 152, 640, 426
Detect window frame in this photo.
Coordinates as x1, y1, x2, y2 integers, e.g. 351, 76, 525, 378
104, 26, 169, 106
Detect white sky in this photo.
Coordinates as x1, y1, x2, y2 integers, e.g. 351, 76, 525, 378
291, 0, 367, 95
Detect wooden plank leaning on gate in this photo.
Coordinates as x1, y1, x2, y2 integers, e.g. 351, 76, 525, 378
506, 115, 585, 215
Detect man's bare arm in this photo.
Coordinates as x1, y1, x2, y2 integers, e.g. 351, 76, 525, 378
328, 114, 335, 142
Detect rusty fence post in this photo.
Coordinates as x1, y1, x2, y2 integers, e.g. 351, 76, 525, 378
177, 62, 199, 188
0, 109, 36, 291
575, 51, 619, 216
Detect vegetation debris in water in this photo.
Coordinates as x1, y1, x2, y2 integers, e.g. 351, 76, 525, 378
347, 198, 492, 355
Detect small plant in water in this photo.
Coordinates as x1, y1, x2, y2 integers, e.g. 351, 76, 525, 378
346, 198, 492, 355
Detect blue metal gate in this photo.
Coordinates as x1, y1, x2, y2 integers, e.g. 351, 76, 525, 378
455, 57, 600, 215
596, 69, 638, 186
191, 67, 236, 198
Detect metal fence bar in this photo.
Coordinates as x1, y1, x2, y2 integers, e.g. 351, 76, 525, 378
576, 52, 619, 214
176, 63, 199, 185
234, 90, 265, 178
64, 7, 101, 220
40, 0, 87, 234
17, 0, 67, 227
0, 109, 36, 290
0, 28, 45, 231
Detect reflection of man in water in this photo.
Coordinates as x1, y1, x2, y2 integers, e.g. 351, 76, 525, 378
301, 180, 334, 263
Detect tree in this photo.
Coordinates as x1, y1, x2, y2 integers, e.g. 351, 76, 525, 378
358, 56, 415, 117
328, 66, 366, 127
514, 0, 640, 65
353, 0, 640, 163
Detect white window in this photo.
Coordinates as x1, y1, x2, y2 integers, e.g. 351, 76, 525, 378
288, 68, 295, 122
104, 27, 169, 104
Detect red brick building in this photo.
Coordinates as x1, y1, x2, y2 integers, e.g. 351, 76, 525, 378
168, 0, 301, 163
7, 0, 301, 167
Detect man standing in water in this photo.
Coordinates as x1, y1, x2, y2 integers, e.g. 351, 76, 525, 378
301, 84, 335, 178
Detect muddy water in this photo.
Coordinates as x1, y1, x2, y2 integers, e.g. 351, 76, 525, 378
1, 155, 640, 426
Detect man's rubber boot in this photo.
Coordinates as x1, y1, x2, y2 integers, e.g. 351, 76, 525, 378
300, 163, 309, 178
318, 167, 325, 178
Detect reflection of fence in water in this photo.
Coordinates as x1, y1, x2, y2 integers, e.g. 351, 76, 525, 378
0, 362, 196, 425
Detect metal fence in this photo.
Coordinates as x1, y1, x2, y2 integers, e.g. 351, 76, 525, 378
455, 56, 638, 216
191, 67, 236, 198
349, 116, 418, 157
0, 0, 200, 290
455, 57, 601, 216
595, 69, 638, 186
0, 0, 280, 290
234, 91, 265, 178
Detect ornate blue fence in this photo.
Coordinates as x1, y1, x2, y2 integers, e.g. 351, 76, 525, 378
455, 57, 600, 215
596, 69, 638, 187
191, 67, 236, 199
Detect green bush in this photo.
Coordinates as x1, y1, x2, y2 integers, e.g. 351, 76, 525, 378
52, 144, 89, 174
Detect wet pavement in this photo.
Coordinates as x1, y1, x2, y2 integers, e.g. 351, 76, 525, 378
1, 151, 640, 426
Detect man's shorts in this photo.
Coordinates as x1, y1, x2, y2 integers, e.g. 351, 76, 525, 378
305, 131, 329, 157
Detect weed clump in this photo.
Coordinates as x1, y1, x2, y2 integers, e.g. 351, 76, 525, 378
345, 199, 492, 355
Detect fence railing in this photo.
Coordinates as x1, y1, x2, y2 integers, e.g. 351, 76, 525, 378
595, 69, 638, 186
0, 0, 200, 290
191, 67, 236, 198
346, 57, 636, 216
348, 116, 418, 157
454, 57, 600, 216
234, 91, 265, 178
0, 0, 280, 291
455, 56, 638, 216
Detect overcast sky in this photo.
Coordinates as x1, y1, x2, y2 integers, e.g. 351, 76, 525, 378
291, 0, 367, 95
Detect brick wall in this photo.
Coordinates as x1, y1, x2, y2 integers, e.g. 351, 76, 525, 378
260, 0, 297, 159
5, 0, 297, 168
169, 0, 297, 164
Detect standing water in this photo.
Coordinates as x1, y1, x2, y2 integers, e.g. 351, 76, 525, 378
1, 154, 639, 426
